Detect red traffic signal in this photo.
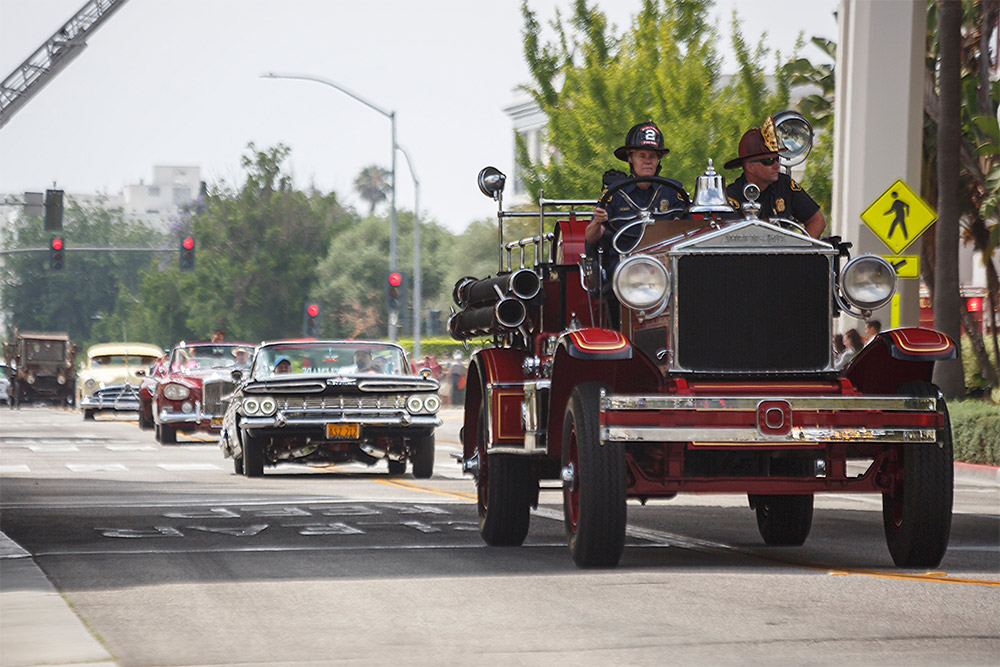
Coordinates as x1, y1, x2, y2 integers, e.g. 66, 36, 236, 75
388, 271, 402, 287
966, 297, 983, 313
182, 236, 195, 250
49, 237, 65, 270
179, 236, 195, 270
307, 303, 320, 318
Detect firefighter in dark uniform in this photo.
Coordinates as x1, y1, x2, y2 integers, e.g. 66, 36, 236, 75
724, 119, 826, 238
586, 121, 688, 327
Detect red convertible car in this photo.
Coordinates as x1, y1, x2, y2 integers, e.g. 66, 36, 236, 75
148, 341, 253, 444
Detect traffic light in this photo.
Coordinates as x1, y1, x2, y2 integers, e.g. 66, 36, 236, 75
387, 271, 403, 312
966, 296, 983, 313
303, 302, 321, 337
44, 189, 63, 231
49, 236, 65, 270
179, 236, 195, 270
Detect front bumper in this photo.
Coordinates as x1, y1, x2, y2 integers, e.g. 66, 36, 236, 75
158, 402, 223, 429
600, 394, 941, 445
80, 384, 141, 411
241, 410, 442, 430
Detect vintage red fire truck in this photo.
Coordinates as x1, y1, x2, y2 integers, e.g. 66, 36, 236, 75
451, 112, 955, 569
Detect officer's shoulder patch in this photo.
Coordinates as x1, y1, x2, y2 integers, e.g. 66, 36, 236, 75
790, 179, 803, 191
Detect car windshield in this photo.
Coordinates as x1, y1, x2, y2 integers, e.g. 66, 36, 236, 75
92, 355, 158, 367
252, 342, 409, 380
170, 345, 242, 372
24, 339, 66, 362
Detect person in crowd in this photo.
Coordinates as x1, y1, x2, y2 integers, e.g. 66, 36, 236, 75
211, 328, 225, 343
724, 117, 826, 239
586, 121, 687, 327
448, 351, 467, 406
835, 329, 864, 370
232, 347, 251, 368
864, 319, 882, 344
832, 333, 847, 367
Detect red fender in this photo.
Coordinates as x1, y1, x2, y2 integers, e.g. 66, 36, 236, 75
461, 347, 527, 459
546, 328, 661, 461
844, 327, 956, 394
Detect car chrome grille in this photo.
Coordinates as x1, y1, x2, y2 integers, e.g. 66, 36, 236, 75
202, 379, 235, 417
93, 384, 140, 401
277, 395, 407, 411
675, 253, 831, 372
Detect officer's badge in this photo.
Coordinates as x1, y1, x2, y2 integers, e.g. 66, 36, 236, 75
775, 198, 786, 213
790, 179, 802, 191
659, 200, 670, 212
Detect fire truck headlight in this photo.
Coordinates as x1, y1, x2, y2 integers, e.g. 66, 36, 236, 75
841, 255, 896, 311
613, 255, 669, 311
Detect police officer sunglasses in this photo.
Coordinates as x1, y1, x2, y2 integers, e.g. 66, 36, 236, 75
756, 157, 779, 166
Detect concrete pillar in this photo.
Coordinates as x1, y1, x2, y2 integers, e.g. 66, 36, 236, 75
832, 0, 926, 329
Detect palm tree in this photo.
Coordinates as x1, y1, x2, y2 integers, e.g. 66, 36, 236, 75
353, 165, 391, 216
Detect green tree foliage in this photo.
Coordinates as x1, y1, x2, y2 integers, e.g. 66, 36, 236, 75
517, 0, 796, 201
0, 198, 165, 350
353, 165, 392, 216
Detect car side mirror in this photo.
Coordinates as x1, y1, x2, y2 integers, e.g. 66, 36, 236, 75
418, 367, 432, 380
135, 369, 146, 377
231, 369, 243, 382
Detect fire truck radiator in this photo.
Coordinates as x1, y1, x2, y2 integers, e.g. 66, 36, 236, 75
676, 254, 830, 372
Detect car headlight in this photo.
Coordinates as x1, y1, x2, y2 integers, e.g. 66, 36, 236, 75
259, 397, 277, 416
406, 395, 425, 414
612, 254, 670, 311
840, 255, 896, 310
242, 398, 260, 415
423, 395, 441, 414
162, 383, 190, 400
85, 378, 97, 389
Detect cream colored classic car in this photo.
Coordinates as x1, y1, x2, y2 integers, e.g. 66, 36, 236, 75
77, 342, 164, 419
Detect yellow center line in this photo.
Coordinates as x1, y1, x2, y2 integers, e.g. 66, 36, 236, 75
375, 477, 477, 501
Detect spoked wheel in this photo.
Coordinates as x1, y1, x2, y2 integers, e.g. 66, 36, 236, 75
562, 382, 626, 568
749, 458, 814, 546
242, 430, 265, 478
475, 402, 533, 546
882, 381, 953, 568
410, 434, 435, 479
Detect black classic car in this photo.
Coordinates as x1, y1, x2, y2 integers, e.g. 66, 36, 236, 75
220, 340, 441, 478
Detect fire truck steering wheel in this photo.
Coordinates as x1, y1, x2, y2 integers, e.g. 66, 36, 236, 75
597, 176, 690, 254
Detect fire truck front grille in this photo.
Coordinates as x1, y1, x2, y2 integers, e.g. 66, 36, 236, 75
675, 253, 831, 373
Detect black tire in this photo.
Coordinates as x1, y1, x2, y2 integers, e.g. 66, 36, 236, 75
82, 409, 95, 421
562, 382, 626, 568
882, 381, 953, 568
233, 454, 244, 475
387, 458, 406, 476
156, 423, 177, 445
749, 458, 814, 546
242, 430, 265, 478
753, 495, 814, 546
138, 409, 153, 430
476, 402, 533, 546
410, 434, 435, 479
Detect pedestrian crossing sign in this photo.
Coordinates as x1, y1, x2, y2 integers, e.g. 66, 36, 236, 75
881, 254, 920, 279
860, 179, 937, 254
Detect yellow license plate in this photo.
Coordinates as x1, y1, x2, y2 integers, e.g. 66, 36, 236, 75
326, 423, 359, 440
210, 417, 223, 427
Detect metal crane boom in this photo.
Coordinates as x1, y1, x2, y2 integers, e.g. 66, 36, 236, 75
0, 0, 130, 129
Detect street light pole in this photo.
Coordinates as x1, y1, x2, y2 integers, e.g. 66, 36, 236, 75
261, 71, 398, 341
397, 145, 421, 358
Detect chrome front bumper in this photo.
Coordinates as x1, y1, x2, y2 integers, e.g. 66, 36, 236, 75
241, 411, 442, 429
80, 384, 141, 411
600, 394, 941, 445
158, 402, 222, 428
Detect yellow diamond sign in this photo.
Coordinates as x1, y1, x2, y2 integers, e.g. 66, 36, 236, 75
861, 179, 937, 254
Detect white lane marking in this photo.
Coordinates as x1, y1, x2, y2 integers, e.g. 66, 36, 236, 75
157, 463, 220, 471
66, 463, 128, 472
106, 445, 157, 451
29, 445, 79, 452
0, 465, 30, 473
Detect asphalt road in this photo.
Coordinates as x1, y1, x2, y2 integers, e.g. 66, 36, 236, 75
1, 405, 998, 666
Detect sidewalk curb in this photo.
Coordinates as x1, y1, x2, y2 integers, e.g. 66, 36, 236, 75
954, 461, 1000, 485
0, 532, 115, 667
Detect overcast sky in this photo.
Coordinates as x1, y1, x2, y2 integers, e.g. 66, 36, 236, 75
0, 0, 838, 232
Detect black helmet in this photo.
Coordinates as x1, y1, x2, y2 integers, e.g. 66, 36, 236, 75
614, 122, 670, 161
